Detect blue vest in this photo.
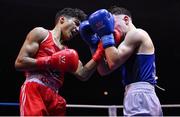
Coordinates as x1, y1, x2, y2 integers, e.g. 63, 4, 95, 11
121, 53, 157, 86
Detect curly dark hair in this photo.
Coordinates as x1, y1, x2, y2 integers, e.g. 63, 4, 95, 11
55, 7, 87, 24
108, 6, 132, 19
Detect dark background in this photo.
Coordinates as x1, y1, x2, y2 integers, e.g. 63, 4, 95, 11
0, 0, 180, 116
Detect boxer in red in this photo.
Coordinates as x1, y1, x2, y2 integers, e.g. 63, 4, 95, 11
15, 8, 103, 116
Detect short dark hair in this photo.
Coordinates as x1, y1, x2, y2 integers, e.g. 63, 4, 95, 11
109, 6, 132, 18
55, 7, 87, 24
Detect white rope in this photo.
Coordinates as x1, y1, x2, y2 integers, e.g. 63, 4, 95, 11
161, 104, 180, 108
67, 104, 180, 108
67, 104, 123, 108
0, 103, 180, 108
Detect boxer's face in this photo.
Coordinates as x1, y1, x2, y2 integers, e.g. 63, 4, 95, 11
113, 14, 129, 34
61, 17, 80, 41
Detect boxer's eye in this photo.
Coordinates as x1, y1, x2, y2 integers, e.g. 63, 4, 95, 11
74, 20, 80, 26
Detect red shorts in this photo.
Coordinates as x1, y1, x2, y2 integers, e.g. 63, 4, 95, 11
20, 79, 66, 116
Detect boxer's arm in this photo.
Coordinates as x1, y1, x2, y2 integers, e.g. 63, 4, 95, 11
96, 58, 113, 76
96, 29, 123, 76
73, 41, 104, 81
94, 30, 140, 76
15, 27, 48, 71
104, 30, 141, 71
73, 59, 98, 81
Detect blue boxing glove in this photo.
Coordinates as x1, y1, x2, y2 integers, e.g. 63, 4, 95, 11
89, 9, 115, 48
79, 20, 100, 52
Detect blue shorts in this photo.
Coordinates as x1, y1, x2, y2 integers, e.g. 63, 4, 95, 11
123, 82, 163, 116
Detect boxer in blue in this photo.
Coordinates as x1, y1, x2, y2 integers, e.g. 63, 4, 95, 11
87, 6, 163, 116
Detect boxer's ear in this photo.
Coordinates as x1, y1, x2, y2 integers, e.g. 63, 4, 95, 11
123, 15, 129, 25
59, 16, 65, 24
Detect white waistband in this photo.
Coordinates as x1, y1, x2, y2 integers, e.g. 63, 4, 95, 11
25, 78, 44, 85
25, 74, 61, 92
125, 82, 154, 92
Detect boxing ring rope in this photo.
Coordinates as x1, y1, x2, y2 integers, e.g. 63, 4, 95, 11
1, 102, 180, 108
67, 104, 180, 108
0, 102, 180, 116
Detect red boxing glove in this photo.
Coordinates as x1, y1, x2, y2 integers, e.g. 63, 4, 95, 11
36, 49, 79, 72
92, 41, 104, 63
113, 29, 123, 46
92, 30, 122, 63
92, 29, 123, 63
